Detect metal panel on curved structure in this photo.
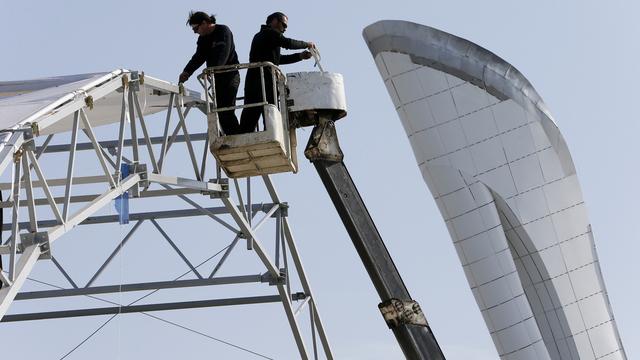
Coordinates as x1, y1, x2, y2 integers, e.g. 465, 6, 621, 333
364, 20, 626, 360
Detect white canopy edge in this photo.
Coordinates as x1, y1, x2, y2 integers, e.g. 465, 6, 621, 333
0, 69, 203, 175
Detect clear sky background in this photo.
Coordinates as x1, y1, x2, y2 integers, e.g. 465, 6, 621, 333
1, 1, 638, 359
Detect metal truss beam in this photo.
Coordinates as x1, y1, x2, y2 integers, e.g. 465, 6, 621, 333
34, 135, 206, 154
1, 204, 272, 233
0, 175, 141, 319
263, 175, 334, 359
147, 173, 222, 192
221, 194, 313, 359
3, 293, 306, 322
0, 132, 25, 176
48, 173, 140, 243
0, 245, 42, 319
222, 197, 279, 277
0, 174, 115, 191
34, 72, 126, 133
15, 274, 268, 300
0, 187, 207, 209
0, 71, 334, 359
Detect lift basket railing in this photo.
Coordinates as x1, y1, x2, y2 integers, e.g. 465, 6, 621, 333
198, 62, 286, 134
197, 62, 297, 179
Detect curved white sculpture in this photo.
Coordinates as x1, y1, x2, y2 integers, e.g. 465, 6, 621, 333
364, 20, 626, 360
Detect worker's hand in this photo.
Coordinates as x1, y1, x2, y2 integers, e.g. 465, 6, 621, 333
178, 71, 190, 83
306, 42, 316, 50
300, 51, 312, 60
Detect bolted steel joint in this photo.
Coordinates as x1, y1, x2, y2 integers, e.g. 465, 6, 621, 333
292, 292, 307, 301
134, 163, 148, 182
279, 202, 289, 217
261, 270, 286, 286
13, 147, 24, 163
121, 74, 129, 89
270, 202, 289, 218
261, 269, 288, 286
130, 71, 141, 91
22, 127, 35, 151
20, 232, 52, 260
30, 122, 40, 137
208, 178, 229, 199
122, 162, 147, 197
84, 95, 94, 110
134, 163, 147, 196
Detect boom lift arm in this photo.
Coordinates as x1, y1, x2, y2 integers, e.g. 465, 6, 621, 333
202, 60, 445, 359
303, 118, 445, 360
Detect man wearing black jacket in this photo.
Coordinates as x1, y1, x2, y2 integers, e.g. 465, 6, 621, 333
238, 12, 315, 133
180, 11, 241, 135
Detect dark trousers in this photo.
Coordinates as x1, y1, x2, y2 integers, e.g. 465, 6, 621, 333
214, 72, 241, 135
239, 69, 276, 134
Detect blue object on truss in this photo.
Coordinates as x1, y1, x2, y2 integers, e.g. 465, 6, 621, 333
114, 163, 130, 225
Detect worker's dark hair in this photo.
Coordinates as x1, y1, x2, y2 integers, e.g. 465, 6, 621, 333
266, 12, 286, 25
186, 11, 216, 26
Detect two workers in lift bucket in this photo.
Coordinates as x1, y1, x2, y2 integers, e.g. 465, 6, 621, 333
179, 11, 317, 135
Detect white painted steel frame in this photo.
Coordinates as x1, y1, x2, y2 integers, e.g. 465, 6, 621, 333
0, 72, 333, 359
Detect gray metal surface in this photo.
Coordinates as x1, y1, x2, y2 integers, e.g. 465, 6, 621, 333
363, 20, 627, 360
363, 20, 575, 178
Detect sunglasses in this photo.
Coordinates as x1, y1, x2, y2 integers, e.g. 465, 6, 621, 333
191, 23, 200, 33
280, 20, 288, 29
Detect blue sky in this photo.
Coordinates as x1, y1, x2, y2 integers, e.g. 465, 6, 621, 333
1, 1, 638, 359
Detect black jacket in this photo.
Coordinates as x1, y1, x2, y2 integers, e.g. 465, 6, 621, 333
183, 24, 239, 78
248, 25, 309, 65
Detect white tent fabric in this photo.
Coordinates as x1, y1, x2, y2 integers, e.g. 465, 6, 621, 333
0, 69, 203, 175
0, 72, 109, 131
0, 69, 202, 134
0, 73, 105, 100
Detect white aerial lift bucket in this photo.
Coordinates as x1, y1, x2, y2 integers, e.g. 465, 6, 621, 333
200, 62, 346, 178
209, 103, 296, 178
201, 62, 297, 178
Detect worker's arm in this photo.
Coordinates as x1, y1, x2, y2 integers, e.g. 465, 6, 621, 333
268, 28, 312, 50
275, 29, 314, 64
280, 51, 312, 65
180, 37, 208, 82
280, 35, 309, 50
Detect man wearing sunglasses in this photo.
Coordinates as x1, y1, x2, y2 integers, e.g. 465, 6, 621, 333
180, 11, 241, 135
238, 12, 316, 134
